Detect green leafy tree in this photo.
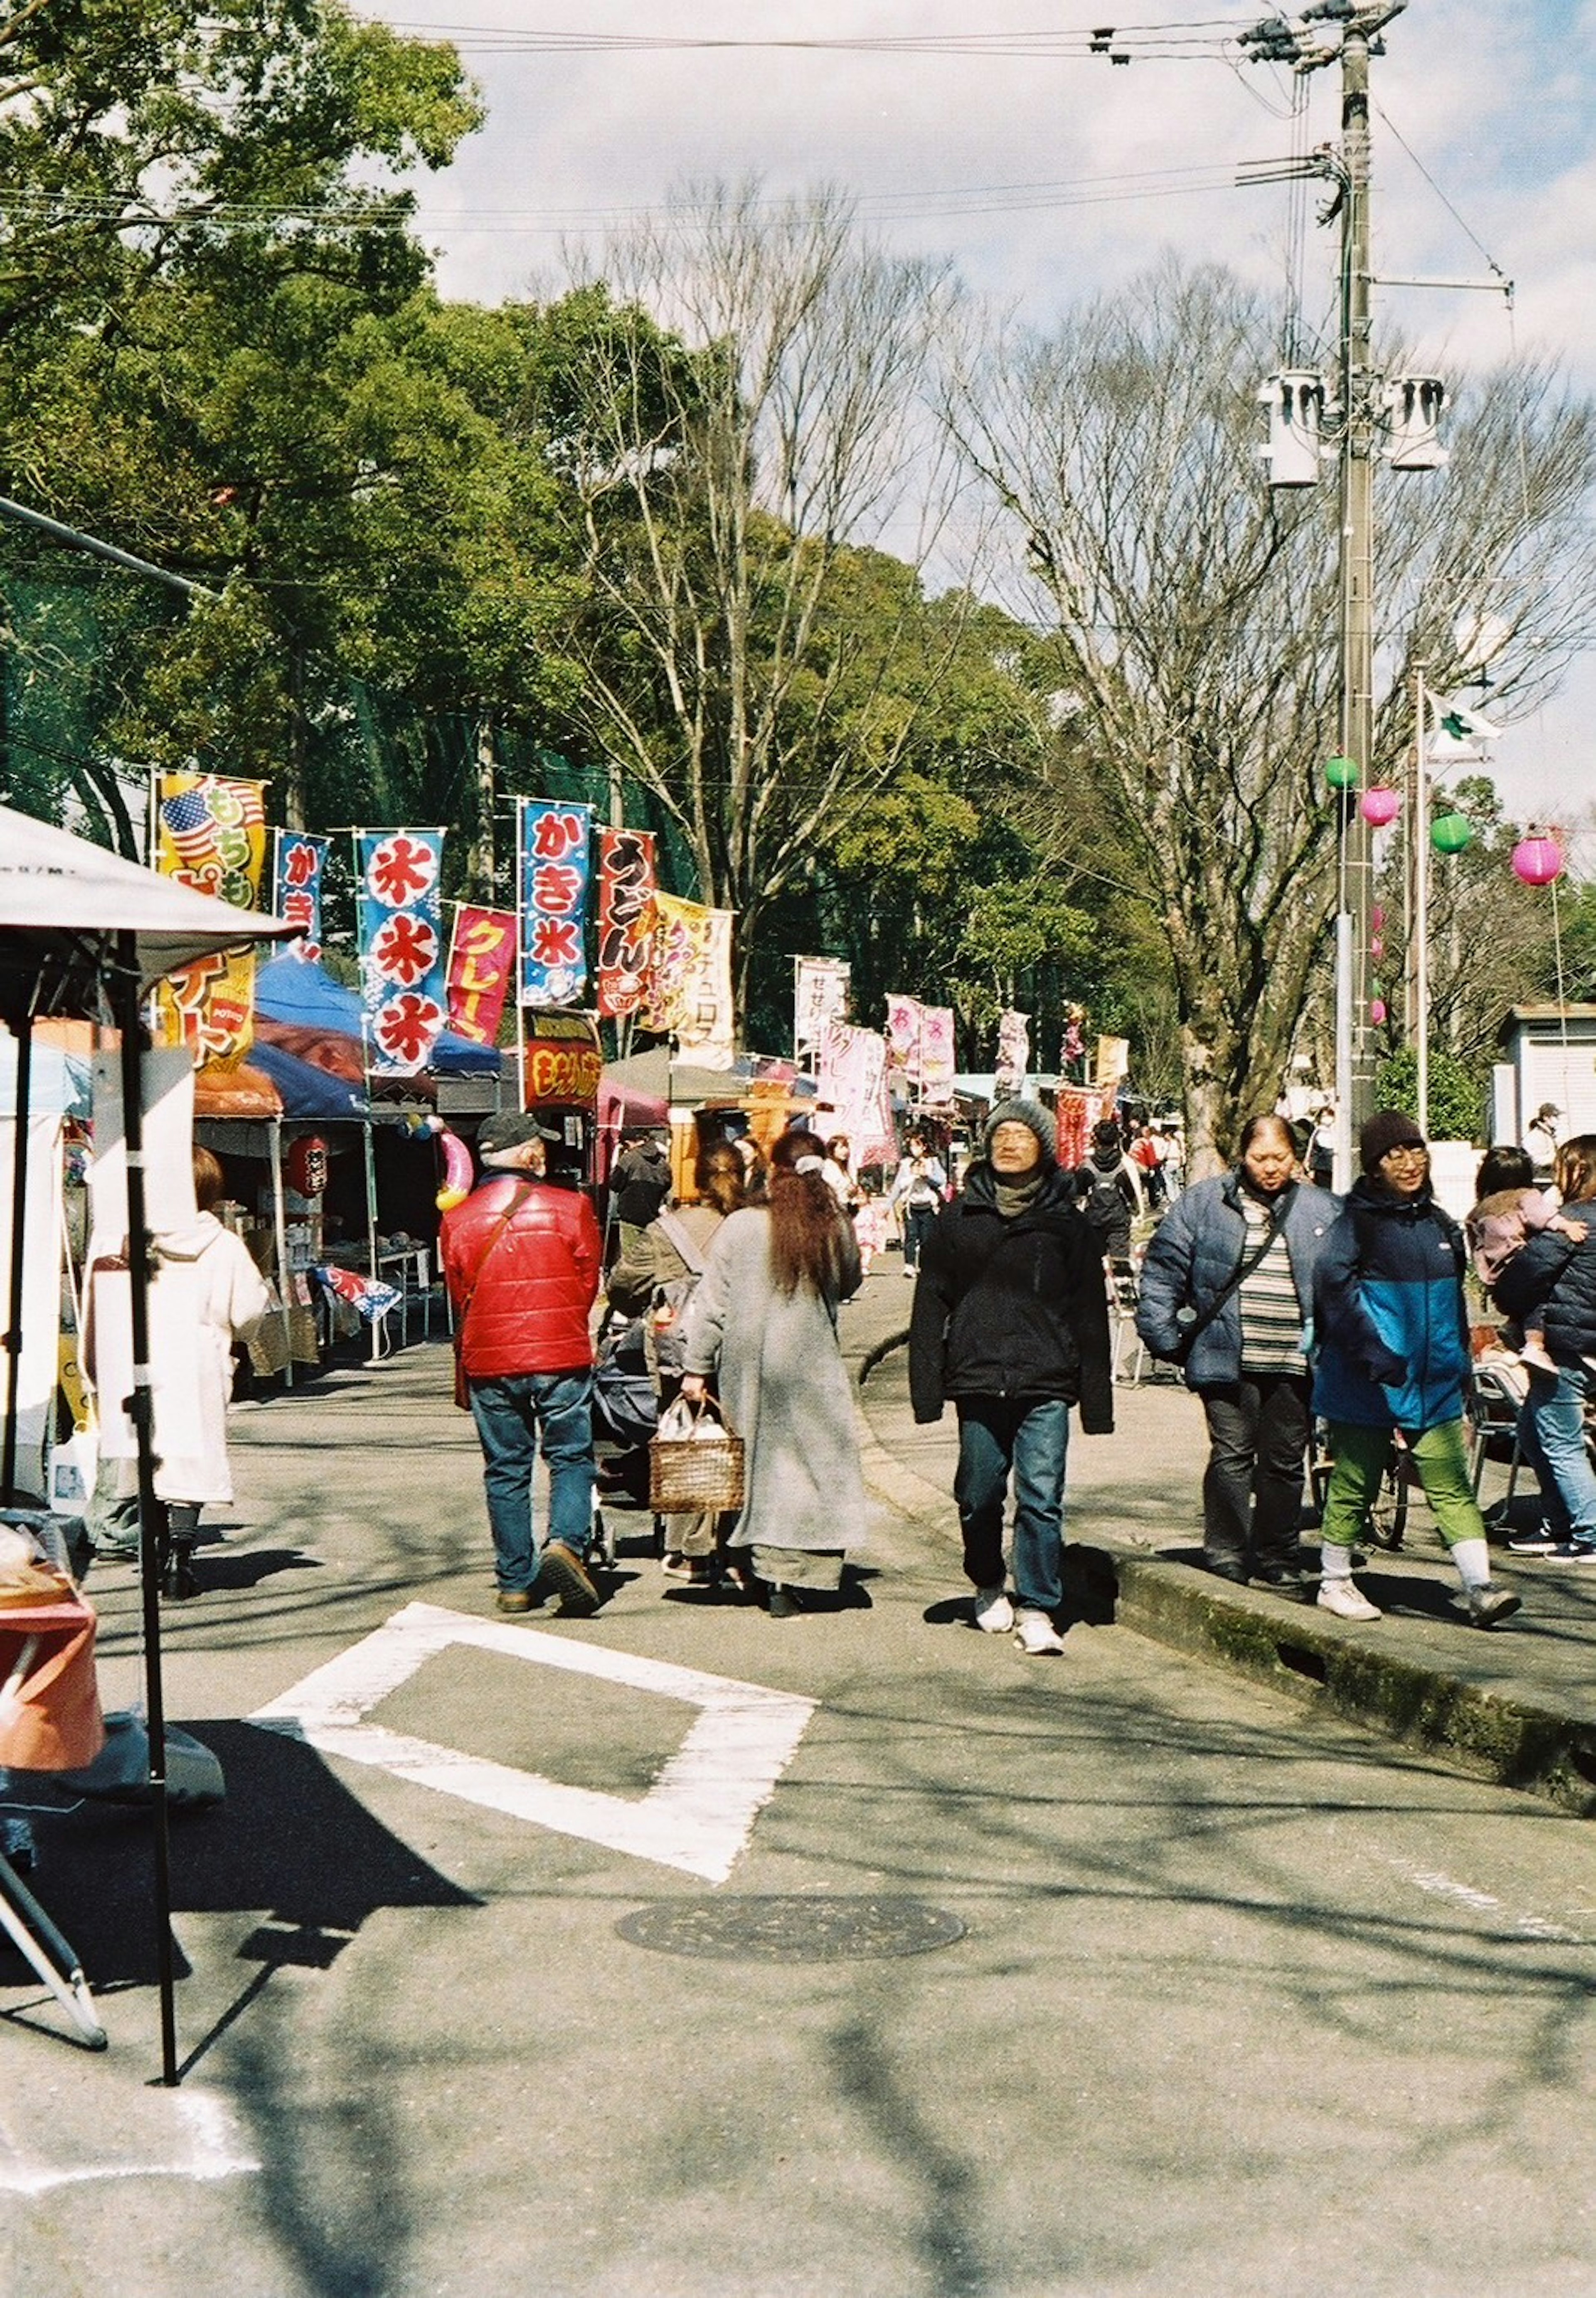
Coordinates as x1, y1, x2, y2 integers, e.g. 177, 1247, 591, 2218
1373, 1045, 1485, 1144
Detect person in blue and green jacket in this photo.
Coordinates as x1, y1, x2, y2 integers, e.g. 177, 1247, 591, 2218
1312, 1108, 1520, 1629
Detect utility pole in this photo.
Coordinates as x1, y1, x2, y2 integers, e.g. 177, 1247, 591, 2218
1244, 0, 1410, 1170
1337, 6, 1382, 1134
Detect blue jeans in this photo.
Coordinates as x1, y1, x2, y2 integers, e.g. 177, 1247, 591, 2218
468, 1369, 596, 1592
903, 1202, 938, 1271
1521, 1362, 1596, 1545
953, 1397, 1071, 1614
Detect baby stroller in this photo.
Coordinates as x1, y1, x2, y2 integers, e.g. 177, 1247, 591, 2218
589, 1311, 658, 1565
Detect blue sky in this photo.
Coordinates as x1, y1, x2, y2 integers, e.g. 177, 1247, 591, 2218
368, 1, 1596, 822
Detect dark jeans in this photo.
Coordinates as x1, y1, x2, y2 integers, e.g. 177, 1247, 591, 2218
953, 1396, 1071, 1614
1198, 1372, 1311, 1571
903, 1202, 938, 1271
468, 1368, 595, 1593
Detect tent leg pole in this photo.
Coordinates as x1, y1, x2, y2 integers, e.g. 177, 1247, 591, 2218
1, 1006, 32, 1501
270, 1120, 293, 1391
364, 1121, 380, 1363
113, 942, 179, 2087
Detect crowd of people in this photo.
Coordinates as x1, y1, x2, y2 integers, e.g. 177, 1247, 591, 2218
334, 1093, 1592, 1652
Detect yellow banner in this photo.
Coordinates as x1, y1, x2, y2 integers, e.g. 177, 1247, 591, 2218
152, 773, 267, 1070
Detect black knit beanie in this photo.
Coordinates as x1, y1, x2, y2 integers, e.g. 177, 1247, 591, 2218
1359, 1108, 1425, 1175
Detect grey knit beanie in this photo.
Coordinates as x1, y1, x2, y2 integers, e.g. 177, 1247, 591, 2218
985, 1096, 1058, 1164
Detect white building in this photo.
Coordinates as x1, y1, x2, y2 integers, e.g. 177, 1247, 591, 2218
1492, 1006, 1596, 1161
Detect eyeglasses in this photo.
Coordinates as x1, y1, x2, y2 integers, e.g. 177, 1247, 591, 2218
1380, 1144, 1428, 1163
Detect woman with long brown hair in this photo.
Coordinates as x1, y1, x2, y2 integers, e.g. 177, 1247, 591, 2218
680, 1129, 867, 1613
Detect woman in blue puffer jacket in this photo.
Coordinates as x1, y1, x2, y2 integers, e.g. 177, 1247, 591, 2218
1137, 1113, 1335, 1589
1312, 1109, 1520, 1629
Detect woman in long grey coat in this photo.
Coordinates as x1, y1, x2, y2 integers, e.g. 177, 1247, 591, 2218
681, 1129, 867, 1615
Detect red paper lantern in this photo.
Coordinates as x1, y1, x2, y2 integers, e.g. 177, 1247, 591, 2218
286, 1133, 329, 1198
1512, 834, 1564, 887
1361, 786, 1401, 827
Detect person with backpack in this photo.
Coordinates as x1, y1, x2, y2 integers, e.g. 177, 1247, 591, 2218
608, 1139, 747, 1583
1136, 1113, 1335, 1590
1073, 1117, 1143, 1266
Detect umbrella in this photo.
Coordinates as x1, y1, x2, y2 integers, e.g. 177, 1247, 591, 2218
0, 799, 295, 2084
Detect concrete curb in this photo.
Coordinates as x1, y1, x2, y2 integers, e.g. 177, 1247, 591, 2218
857, 1324, 1596, 1817
1104, 1549, 1596, 1818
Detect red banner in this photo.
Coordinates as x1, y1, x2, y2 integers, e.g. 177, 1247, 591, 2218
445, 905, 516, 1048
596, 827, 659, 1018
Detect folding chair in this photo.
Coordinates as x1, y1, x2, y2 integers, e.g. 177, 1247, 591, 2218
1467, 1357, 1526, 1513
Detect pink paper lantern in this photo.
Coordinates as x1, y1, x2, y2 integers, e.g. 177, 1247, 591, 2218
1360, 786, 1401, 827
1512, 834, 1564, 888
1369, 998, 1388, 1025
1372, 904, 1386, 931
1370, 936, 1384, 959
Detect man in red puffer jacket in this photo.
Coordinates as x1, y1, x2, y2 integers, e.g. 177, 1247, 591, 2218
441, 1110, 603, 1616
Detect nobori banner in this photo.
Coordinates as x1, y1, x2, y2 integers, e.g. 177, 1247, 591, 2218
273, 829, 328, 960
355, 829, 448, 1076
519, 800, 594, 1007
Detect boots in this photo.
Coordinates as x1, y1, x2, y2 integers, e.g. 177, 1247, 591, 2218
158, 1504, 201, 1601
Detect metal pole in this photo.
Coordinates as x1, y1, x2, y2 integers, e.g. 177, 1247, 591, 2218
1333, 912, 1354, 1194
0, 495, 218, 601
363, 1121, 381, 1362
1339, 18, 1378, 1133
1414, 667, 1431, 1135
269, 1118, 294, 1392
112, 941, 180, 2087
1, 1006, 32, 1500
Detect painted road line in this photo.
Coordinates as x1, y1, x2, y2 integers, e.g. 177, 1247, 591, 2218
248, 1603, 817, 1884
0, 2091, 259, 2196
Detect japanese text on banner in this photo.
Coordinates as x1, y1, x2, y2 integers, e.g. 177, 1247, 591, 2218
596, 828, 658, 1018
884, 993, 924, 1089
445, 906, 516, 1047
273, 830, 328, 961
356, 830, 448, 1076
794, 956, 850, 1057
643, 893, 736, 1068
519, 800, 594, 1007
919, 1006, 957, 1101
817, 1021, 896, 1166
153, 773, 266, 1069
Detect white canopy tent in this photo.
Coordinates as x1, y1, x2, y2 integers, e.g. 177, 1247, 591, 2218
0, 799, 294, 2081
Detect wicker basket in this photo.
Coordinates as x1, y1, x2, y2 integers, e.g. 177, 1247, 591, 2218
649, 1401, 746, 1513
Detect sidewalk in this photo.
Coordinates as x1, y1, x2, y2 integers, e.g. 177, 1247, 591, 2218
843, 1259, 1596, 1817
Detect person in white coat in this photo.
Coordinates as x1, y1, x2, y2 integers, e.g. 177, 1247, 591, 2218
136, 1146, 270, 1598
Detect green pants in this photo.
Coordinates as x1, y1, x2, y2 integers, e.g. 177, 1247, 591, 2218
1320, 1418, 1486, 1553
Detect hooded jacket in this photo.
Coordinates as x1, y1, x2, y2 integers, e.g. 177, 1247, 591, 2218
1310, 1176, 1471, 1432
441, 1172, 601, 1379
1135, 1170, 1335, 1389
1492, 1223, 1596, 1364
908, 1162, 1113, 1431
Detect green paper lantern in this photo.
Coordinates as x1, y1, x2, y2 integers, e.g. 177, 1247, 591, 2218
1431, 810, 1473, 854
1325, 754, 1359, 790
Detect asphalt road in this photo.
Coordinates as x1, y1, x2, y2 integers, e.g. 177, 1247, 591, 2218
7, 1279, 1596, 2298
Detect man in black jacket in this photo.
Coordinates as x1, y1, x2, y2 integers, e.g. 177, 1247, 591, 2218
909, 1098, 1115, 1654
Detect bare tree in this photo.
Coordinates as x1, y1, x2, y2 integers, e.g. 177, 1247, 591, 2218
950, 259, 1596, 1170
544, 180, 967, 1013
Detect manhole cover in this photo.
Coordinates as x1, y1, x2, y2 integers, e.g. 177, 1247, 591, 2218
616, 1894, 966, 1962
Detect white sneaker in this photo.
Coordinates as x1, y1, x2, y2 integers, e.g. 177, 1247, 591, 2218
1014, 1609, 1066, 1655
972, 1585, 1015, 1634
1317, 1577, 1382, 1622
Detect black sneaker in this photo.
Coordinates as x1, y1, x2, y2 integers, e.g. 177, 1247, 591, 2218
1506, 1524, 1562, 1555
1204, 1557, 1249, 1586
1251, 1562, 1317, 1594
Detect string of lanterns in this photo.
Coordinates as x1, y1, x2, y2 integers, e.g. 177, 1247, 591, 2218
1324, 755, 1565, 1025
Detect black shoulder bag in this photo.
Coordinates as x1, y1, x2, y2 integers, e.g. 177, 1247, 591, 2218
1168, 1192, 1293, 1365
